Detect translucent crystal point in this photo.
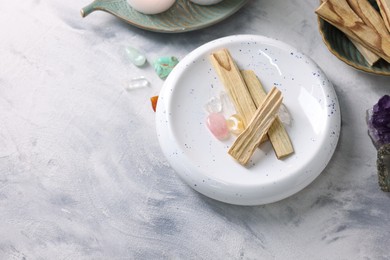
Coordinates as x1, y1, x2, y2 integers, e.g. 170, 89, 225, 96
127, 76, 149, 90
278, 104, 292, 126
219, 91, 236, 117
126, 46, 146, 67
204, 96, 222, 113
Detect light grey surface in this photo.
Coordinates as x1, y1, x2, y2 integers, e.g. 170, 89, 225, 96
1, 0, 390, 259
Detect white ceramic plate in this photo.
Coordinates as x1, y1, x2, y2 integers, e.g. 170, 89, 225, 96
156, 35, 340, 206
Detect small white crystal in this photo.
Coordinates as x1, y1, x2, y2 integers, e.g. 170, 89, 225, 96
127, 76, 149, 90
204, 96, 222, 114
278, 104, 292, 126
219, 91, 236, 117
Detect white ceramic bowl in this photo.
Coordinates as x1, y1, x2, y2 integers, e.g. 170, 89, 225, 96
156, 35, 341, 206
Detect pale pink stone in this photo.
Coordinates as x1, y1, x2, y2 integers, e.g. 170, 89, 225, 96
206, 113, 229, 140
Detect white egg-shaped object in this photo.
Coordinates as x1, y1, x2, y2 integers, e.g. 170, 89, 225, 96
128, 0, 176, 14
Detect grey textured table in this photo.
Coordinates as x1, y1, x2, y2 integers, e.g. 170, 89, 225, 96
1, 0, 390, 259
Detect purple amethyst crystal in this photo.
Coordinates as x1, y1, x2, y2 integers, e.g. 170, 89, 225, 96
368, 95, 390, 192
367, 95, 390, 149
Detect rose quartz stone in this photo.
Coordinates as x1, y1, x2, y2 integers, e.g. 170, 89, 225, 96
206, 113, 229, 140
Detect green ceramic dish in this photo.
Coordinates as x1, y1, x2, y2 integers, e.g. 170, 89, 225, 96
317, 0, 390, 76
81, 0, 249, 33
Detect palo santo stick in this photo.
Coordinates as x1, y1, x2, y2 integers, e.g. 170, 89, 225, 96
241, 70, 294, 159
228, 87, 282, 165
210, 49, 294, 159
348, 0, 389, 36
377, 0, 390, 32
350, 38, 381, 65
241, 70, 267, 106
320, 0, 380, 65
210, 49, 257, 126
347, 0, 389, 64
316, 0, 390, 63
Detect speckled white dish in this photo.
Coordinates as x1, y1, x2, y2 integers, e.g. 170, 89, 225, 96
156, 35, 341, 206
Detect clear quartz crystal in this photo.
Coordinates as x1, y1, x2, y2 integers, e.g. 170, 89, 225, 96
127, 76, 149, 90
219, 91, 236, 117
278, 104, 292, 126
204, 96, 222, 113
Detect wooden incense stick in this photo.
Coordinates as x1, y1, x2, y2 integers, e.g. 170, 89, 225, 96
228, 87, 282, 165
347, 0, 390, 64
210, 48, 257, 126
348, 0, 389, 35
241, 70, 294, 159
320, 0, 381, 65
316, 0, 390, 63
210, 49, 294, 159
377, 0, 390, 32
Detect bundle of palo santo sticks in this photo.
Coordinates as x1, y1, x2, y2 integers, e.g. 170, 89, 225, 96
210, 49, 294, 166
316, 0, 390, 66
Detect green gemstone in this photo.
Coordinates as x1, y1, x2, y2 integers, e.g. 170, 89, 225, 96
153, 56, 179, 79
126, 46, 146, 67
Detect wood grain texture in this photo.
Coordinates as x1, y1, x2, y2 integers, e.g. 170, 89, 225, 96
241, 70, 294, 159
320, 0, 381, 65
210, 49, 257, 126
348, 0, 389, 35
228, 87, 282, 165
316, 0, 390, 63
377, 0, 390, 32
